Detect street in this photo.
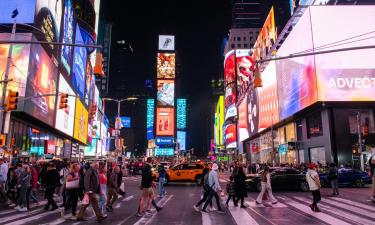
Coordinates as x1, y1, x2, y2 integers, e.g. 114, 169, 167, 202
0, 173, 374, 225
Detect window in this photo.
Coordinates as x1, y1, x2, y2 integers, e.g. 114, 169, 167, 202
237, 44, 241, 48
307, 112, 323, 138
231, 44, 235, 48
244, 44, 248, 48
243, 37, 246, 41
296, 120, 303, 141
237, 37, 241, 41
250, 37, 253, 41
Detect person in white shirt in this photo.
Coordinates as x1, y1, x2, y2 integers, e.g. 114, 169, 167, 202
0, 158, 9, 202
255, 166, 277, 204
306, 163, 321, 212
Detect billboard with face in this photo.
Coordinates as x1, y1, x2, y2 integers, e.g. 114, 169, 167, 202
224, 123, 237, 149
74, 99, 88, 144
34, 0, 63, 59
157, 80, 174, 106
55, 74, 76, 137
236, 49, 254, 98
224, 50, 235, 87
156, 108, 175, 136
24, 43, 57, 126
72, 25, 87, 98
157, 53, 175, 79
60, 0, 75, 74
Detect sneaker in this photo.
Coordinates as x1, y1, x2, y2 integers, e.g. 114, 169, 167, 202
156, 207, 163, 212
240, 205, 247, 209
145, 211, 152, 216
14, 206, 21, 210
70, 216, 77, 220
217, 210, 225, 214
209, 206, 217, 212
137, 213, 144, 217
9, 203, 16, 207
272, 201, 278, 205
18, 207, 28, 212
193, 205, 200, 212
201, 209, 208, 213
97, 216, 107, 221
309, 204, 315, 212
76, 217, 87, 221
255, 201, 261, 205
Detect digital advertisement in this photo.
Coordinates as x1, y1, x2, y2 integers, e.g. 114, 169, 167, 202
224, 123, 237, 149
214, 96, 224, 146
72, 25, 87, 98
155, 137, 175, 146
60, 0, 75, 74
225, 104, 237, 121
158, 35, 175, 51
0, 0, 36, 23
236, 49, 254, 98
238, 95, 249, 142
177, 98, 186, 129
156, 108, 175, 136
74, 99, 88, 144
155, 148, 174, 156
177, 131, 186, 151
157, 53, 175, 79
146, 99, 155, 140
55, 74, 76, 137
224, 83, 236, 109
121, 117, 131, 128
24, 43, 58, 127
224, 50, 235, 87
157, 80, 175, 106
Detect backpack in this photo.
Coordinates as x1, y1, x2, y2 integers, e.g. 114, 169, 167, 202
203, 174, 211, 191
328, 167, 338, 180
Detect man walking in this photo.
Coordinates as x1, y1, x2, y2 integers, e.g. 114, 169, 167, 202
201, 163, 224, 213
43, 163, 60, 211
77, 161, 107, 221
106, 166, 119, 212
306, 163, 321, 212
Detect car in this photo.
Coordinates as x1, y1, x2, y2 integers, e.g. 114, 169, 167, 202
319, 168, 372, 188
245, 168, 309, 192
164, 163, 206, 185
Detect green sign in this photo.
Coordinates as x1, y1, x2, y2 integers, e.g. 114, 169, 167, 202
218, 156, 229, 161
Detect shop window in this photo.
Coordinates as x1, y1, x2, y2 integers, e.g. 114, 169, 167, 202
309, 147, 326, 165
348, 110, 375, 134
244, 44, 248, 48
307, 112, 323, 138
296, 120, 303, 141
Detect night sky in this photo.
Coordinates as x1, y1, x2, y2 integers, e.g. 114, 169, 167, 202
102, 0, 231, 156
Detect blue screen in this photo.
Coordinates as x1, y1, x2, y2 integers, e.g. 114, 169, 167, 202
61, 0, 74, 74
72, 25, 87, 98
0, 0, 36, 24
121, 117, 131, 128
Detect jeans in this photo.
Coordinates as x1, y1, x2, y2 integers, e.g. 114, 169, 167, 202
226, 195, 237, 205
159, 177, 165, 196
26, 187, 38, 208
202, 190, 222, 211
99, 184, 107, 214
107, 187, 118, 207
195, 190, 212, 207
311, 189, 321, 210
45, 186, 58, 210
65, 188, 79, 216
256, 182, 277, 204
0, 181, 7, 202
330, 179, 339, 195
19, 187, 28, 208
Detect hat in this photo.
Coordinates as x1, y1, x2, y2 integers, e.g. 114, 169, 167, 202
307, 163, 317, 170
212, 163, 219, 170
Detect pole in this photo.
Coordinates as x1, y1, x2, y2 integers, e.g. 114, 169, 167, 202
271, 113, 276, 167
116, 100, 120, 159
0, 20, 16, 135
357, 112, 364, 171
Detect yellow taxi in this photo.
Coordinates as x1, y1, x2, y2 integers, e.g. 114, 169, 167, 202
165, 163, 206, 185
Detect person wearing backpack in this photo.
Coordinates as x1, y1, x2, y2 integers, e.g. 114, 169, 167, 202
328, 163, 339, 196
193, 168, 213, 211
201, 163, 224, 213
225, 176, 237, 207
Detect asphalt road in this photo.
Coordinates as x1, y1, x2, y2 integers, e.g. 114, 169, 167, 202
0, 173, 374, 225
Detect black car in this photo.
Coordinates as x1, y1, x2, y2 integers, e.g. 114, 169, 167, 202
245, 168, 309, 192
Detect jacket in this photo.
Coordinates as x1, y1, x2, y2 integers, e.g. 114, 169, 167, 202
141, 164, 153, 188
19, 170, 31, 188
208, 170, 221, 192
84, 167, 100, 193
44, 169, 60, 187
226, 181, 236, 195
108, 171, 118, 189
0, 162, 8, 182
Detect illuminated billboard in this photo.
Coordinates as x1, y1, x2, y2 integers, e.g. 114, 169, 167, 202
238, 96, 249, 142
155, 137, 174, 146
24, 43, 58, 127
155, 148, 174, 156
34, 0, 63, 58
0, 0, 36, 23
146, 99, 155, 140
177, 98, 186, 129
157, 80, 175, 106
74, 99, 88, 144
214, 96, 224, 146
72, 25, 87, 98
224, 50, 235, 87
156, 108, 175, 136
224, 123, 237, 149
252, 7, 277, 62
0, 33, 31, 102
177, 131, 186, 151
121, 117, 131, 128
157, 53, 175, 79
55, 74, 76, 137
158, 35, 175, 51
236, 49, 254, 98
60, 0, 75, 74
225, 104, 237, 121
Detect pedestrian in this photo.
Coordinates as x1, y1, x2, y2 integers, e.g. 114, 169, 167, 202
6, 168, 17, 205
43, 163, 60, 211
15, 164, 31, 212
225, 176, 237, 207
29, 164, 39, 204
328, 162, 339, 196
0, 158, 9, 203
234, 166, 248, 208
256, 166, 277, 205
117, 166, 125, 196
63, 163, 80, 219
194, 167, 214, 211
98, 163, 108, 215
306, 163, 321, 212
201, 163, 224, 213
26, 165, 37, 209
59, 163, 69, 208
106, 165, 119, 212
158, 164, 166, 197
76, 161, 107, 221
369, 156, 375, 202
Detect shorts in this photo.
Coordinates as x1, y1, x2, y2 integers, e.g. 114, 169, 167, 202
142, 188, 153, 198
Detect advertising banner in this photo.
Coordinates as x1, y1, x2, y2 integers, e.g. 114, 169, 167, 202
121, 117, 131, 128
252, 7, 277, 62
224, 123, 237, 149
155, 148, 174, 156
214, 96, 224, 146
177, 98, 186, 129
146, 99, 155, 140
74, 99, 88, 144
236, 49, 254, 98
177, 131, 186, 151
157, 80, 174, 106
238, 95, 249, 142
157, 53, 175, 79
55, 74, 76, 137
34, 0, 62, 60
155, 137, 174, 146
224, 83, 236, 109
224, 50, 235, 87
60, 0, 75, 74
72, 25, 87, 98
156, 108, 175, 136
158, 35, 175, 51
0, 0, 36, 23
225, 104, 237, 121
25, 43, 58, 127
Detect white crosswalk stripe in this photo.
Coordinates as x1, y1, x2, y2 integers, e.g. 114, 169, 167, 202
327, 196, 375, 212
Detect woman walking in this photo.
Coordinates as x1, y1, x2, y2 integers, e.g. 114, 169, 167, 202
256, 166, 277, 205
63, 163, 80, 219
234, 166, 248, 208
306, 163, 321, 212
328, 163, 339, 196
16, 164, 31, 212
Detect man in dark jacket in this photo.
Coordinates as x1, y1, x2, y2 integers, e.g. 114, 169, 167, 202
106, 166, 119, 211
43, 163, 60, 211
77, 161, 107, 221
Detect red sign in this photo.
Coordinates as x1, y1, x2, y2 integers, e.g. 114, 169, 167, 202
225, 124, 237, 148
156, 108, 175, 136
238, 95, 249, 142
224, 50, 235, 87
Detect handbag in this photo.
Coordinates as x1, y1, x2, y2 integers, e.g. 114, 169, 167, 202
82, 193, 90, 205
65, 179, 79, 189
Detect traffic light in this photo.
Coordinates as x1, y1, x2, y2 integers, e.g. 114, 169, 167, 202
89, 103, 97, 119
94, 53, 105, 77
5, 90, 18, 112
253, 65, 263, 88
59, 93, 68, 109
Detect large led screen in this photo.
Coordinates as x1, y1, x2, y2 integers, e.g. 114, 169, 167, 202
72, 25, 87, 98
157, 80, 174, 106
34, 0, 63, 58
24, 43, 58, 127
74, 99, 88, 144
224, 50, 235, 87
224, 123, 237, 149
177, 98, 186, 129
158, 35, 175, 51
146, 99, 155, 140
156, 108, 175, 136
157, 53, 175, 79
55, 74, 76, 137
238, 96, 249, 142
60, 0, 74, 74
0, 33, 31, 102
0, 0, 36, 23
177, 131, 186, 151
224, 83, 236, 109
214, 96, 224, 146
155, 148, 174, 156
236, 49, 254, 98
